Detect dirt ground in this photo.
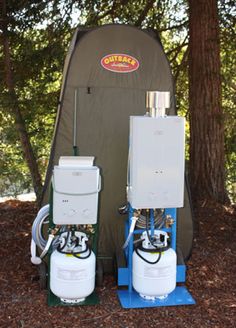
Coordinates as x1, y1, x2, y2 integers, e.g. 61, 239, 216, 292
0, 200, 235, 328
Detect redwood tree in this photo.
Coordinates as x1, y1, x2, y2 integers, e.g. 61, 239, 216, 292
188, 0, 228, 203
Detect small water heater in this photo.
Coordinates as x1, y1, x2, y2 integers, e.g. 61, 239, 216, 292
50, 156, 100, 303
31, 156, 101, 305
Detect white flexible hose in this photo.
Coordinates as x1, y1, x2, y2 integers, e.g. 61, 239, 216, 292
32, 204, 50, 250
30, 239, 42, 265
123, 216, 138, 249
31, 204, 51, 265
40, 234, 55, 259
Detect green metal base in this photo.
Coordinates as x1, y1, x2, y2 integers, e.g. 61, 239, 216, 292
47, 290, 99, 307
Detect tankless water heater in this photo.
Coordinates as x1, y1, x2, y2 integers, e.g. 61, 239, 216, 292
127, 116, 185, 209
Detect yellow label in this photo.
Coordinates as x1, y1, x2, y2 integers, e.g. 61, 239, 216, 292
151, 252, 164, 255
65, 254, 74, 257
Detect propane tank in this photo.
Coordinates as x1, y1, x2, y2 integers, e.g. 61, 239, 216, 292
132, 230, 176, 300
50, 232, 95, 303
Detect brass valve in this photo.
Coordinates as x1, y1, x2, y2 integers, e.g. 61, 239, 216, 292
165, 215, 175, 228
50, 226, 60, 235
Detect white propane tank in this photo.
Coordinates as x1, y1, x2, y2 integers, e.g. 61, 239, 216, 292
50, 232, 96, 303
132, 230, 176, 299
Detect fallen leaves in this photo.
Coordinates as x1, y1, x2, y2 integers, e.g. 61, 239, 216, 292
0, 200, 235, 327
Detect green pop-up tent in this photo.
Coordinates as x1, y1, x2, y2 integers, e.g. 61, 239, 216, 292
42, 24, 194, 270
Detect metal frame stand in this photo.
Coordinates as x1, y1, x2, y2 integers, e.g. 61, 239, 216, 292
117, 204, 195, 308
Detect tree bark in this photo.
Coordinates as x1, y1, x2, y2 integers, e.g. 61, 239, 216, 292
0, 0, 43, 203
188, 0, 228, 203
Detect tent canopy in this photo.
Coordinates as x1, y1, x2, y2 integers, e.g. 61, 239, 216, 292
42, 24, 193, 269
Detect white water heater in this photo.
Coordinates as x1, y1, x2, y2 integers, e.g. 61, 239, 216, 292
132, 231, 176, 299
53, 156, 100, 225
127, 116, 185, 209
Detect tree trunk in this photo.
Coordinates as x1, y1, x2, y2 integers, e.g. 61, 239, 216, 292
0, 0, 43, 203
188, 0, 228, 203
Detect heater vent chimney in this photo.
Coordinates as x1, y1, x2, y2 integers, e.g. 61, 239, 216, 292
146, 91, 170, 117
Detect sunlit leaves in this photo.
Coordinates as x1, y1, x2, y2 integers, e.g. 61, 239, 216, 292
0, 0, 235, 201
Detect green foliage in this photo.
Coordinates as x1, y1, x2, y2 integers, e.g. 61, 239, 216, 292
0, 0, 235, 202
0, 1, 73, 196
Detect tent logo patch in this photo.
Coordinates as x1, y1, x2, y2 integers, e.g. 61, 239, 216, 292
101, 54, 139, 73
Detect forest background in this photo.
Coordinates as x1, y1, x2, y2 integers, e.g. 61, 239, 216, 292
0, 0, 235, 204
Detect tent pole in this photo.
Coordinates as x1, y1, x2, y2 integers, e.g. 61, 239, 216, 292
73, 88, 78, 156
